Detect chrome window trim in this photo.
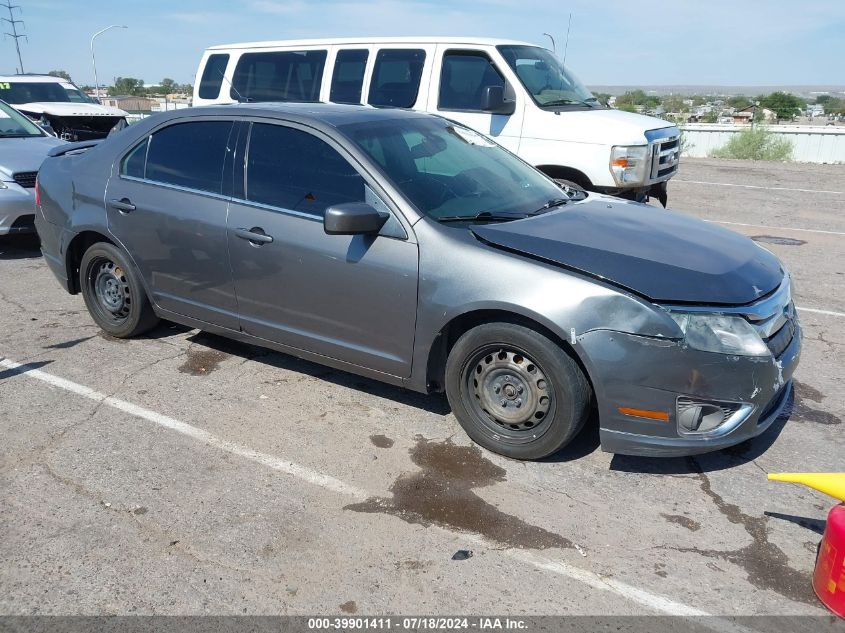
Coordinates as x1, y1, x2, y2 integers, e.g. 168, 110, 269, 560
118, 175, 232, 202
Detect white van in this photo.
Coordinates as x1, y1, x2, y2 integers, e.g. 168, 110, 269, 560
193, 37, 680, 204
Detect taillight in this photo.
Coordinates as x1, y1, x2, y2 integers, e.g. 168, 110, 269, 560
34, 175, 41, 206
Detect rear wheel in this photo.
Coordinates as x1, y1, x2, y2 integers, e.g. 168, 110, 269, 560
445, 323, 591, 460
79, 242, 158, 338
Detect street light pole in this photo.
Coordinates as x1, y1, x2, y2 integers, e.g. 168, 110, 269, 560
91, 24, 127, 102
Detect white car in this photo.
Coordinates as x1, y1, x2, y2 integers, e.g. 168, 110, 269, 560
193, 37, 679, 205
0, 74, 128, 141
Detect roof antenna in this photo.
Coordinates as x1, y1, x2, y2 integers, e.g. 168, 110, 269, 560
562, 13, 572, 67
542, 32, 555, 53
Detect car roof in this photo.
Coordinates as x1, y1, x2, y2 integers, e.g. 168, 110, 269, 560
0, 74, 70, 83
164, 102, 437, 128
207, 36, 538, 51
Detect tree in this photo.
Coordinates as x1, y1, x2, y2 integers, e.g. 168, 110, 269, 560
159, 78, 176, 94
759, 91, 804, 121
710, 126, 792, 161
592, 92, 611, 106
48, 70, 72, 82
727, 95, 752, 110
109, 77, 146, 96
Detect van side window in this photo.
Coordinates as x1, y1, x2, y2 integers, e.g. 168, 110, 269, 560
145, 121, 233, 194
367, 49, 425, 108
245, 123, 365, 217
439, 51, 505, 111
120, 137, 149, 179
198, 54, 230, 99
231, 50, 327, 102
330, 49, 369, 104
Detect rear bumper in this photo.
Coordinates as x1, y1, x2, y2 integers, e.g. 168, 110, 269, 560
580, 322, 801, 457
0, 184, 37, 235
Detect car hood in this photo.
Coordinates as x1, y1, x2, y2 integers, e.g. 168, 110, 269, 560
522, 107, 676, 145
470, 198, 783, 305
0, 135, 66, 179
15, 102, 127, 117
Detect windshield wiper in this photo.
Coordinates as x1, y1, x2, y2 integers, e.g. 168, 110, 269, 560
436, 211, 528, 224
541, 98, 597, 108
527, 198, 570, 215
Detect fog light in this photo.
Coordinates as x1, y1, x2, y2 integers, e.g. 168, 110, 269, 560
676, 398, 750, 435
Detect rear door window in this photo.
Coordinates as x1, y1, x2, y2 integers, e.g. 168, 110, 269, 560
438, 51, 505, 111
145, 121, 233, 194
245, 123, 365, 217
329, 49, 369, 104
367, 49, 426, 108
231, 50, 327, 102
120, 137, 149, 179
198, 53, 230, 100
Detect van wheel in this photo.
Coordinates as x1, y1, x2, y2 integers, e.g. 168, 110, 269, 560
79, 242, 159, 338
445, 323, 591, 460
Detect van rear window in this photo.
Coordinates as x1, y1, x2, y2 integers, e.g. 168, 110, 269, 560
198, 54, 230, 100
230, 50, 327, 102
330, 49, 369, 104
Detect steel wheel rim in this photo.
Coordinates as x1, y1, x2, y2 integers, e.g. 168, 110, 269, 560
89, 258, 131, 324
463, 345, 555, 442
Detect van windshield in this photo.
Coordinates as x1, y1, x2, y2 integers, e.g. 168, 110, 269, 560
340, 116, 564, 222
497, 45, 600, 109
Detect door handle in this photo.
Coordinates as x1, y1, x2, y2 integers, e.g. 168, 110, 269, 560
109, 198, 136, 213
234, 227, 274, 245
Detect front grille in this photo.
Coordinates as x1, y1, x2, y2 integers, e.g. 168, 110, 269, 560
649, 136, 680, 181
764, 319, 795, 359
12, 171, 37, 188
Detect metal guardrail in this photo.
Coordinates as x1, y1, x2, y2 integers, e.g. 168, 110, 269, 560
679, 124, 845, 164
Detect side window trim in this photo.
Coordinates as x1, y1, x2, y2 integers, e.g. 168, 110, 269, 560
237, 118, 408, 239
437, 48, 506, 113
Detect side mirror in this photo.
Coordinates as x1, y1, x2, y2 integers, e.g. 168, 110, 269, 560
324, 202, 389, 236
481, 85, 515, 115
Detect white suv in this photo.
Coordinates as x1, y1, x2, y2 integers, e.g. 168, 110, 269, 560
193, 37, 680, 204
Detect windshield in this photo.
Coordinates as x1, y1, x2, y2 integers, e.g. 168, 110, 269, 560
340, 116, 564, 221
65, 87, 93, 103
0, 81, 77, 104
497, 45, 599, 108
0, 101, 44, 137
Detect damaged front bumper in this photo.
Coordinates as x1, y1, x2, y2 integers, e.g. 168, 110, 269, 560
579, 322, 801, 457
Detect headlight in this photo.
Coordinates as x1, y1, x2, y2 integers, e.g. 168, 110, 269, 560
668, 312, 769, 357
0, 181, 8, 190
610, 145, 649, 186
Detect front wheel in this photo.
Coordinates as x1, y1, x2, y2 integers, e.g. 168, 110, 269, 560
445, 323, 591, 460
79, 242, 159, 338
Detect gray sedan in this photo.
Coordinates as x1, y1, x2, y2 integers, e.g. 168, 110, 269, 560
0, 100, 64, 235
34, 104, 800, 459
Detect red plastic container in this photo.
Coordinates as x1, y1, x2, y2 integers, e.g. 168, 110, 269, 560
815, 504, 845, 618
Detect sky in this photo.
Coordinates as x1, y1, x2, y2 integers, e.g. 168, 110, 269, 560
3, 0, 844, 88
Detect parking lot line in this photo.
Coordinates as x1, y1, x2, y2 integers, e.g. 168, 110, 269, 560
708, 220, 845, 236
676, 180, 844, 196
0, 355, 731, 620
798, 306, 845, 318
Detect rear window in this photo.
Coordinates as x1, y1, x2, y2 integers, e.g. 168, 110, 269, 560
198, 53, 230, 100
329, 49, 369, 104
231, 50, 327, 102
145, 121, 233, 194
367, 49, 426, 108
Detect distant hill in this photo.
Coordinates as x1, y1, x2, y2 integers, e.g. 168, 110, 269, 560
587, 85, 845, 99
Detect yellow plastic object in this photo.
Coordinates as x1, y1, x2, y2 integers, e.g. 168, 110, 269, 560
768, 473, 845, 502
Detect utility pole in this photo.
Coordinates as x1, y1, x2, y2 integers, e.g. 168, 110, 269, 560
2, 0, 26, 74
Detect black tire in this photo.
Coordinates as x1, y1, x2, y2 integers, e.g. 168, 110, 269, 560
79, 242, 159, 338
445, 322, 591, 460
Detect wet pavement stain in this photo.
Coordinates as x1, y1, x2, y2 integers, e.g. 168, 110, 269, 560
660, 513, 701, 532
370, 434, 395, 449
178, 347, 230, 376
674, 458, 816, 605
345, 436, 572, 550
339, 601, 357, 614
790, 382, 840, 425
751, 235, 807, 246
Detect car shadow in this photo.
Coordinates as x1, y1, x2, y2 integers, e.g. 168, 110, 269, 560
0, 234, 41, 260
185, 331, 452, 416
608, 388, 792, 474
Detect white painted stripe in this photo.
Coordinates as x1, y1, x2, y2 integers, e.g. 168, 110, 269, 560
709, 220, 845, 236
798, 306, 845, 318
0, 357, 796, 624
676, 179, 843, 195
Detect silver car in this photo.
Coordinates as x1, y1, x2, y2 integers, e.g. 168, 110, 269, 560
35, 104, 800, 459
0, 100, 64, 235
